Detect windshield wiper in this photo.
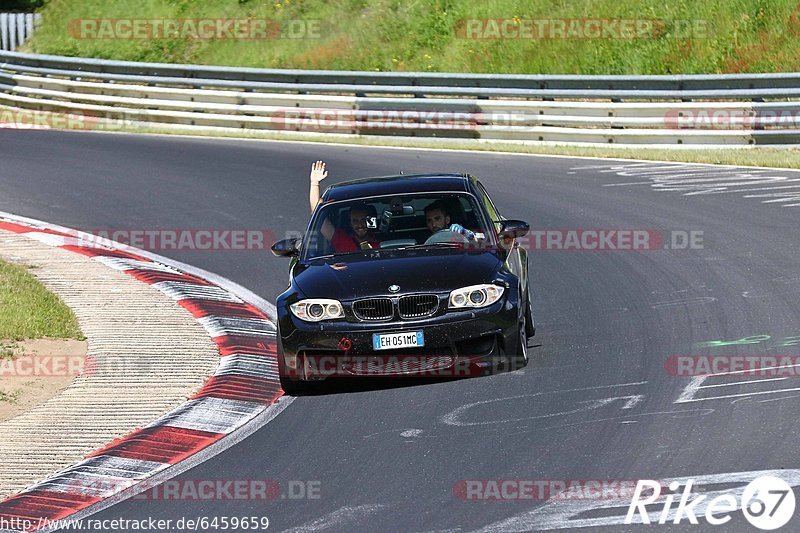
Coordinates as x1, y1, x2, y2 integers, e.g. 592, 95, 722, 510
400, 242, 465, 250
306, 250, 371, 260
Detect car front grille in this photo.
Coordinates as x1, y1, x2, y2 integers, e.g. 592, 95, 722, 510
353, 298, 395, 320
398, 294, 439, 319
352, 294, 439, 321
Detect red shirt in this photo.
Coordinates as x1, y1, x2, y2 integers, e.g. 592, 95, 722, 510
331, 227, 380, 252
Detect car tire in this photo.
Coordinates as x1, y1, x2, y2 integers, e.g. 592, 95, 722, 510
525, 287, 535, 338
507, 295, 529, 371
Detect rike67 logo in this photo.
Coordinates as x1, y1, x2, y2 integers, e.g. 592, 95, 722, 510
626, 475, 795, 530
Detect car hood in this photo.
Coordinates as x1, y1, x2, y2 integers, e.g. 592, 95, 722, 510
293, 248, 503, 299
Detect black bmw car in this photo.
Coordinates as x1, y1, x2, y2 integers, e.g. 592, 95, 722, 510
271, 173, 533, 393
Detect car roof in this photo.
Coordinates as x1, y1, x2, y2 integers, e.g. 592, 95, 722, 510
321, 173, 473, 203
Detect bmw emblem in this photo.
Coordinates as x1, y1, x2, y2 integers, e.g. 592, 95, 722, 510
388, 284, 400, 293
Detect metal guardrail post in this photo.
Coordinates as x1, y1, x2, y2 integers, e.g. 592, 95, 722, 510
0, 14, 7, 52
25, 14, 34, 43
7, 13, 15, 51
16, 13, 25, 49
8, 14, 14, 50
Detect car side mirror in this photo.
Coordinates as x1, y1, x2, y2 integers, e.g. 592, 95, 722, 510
271, 237, 301, 257
498, 220, 529, 240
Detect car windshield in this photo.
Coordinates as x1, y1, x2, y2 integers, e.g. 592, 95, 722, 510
302, 193, 494, 260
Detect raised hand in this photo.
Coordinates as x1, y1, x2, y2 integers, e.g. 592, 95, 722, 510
310, 160, 328, 184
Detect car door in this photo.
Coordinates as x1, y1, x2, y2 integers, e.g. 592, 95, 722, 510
473, 179, 528, 303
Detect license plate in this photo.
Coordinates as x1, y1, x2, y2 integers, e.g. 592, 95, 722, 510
372, 331, 424, 351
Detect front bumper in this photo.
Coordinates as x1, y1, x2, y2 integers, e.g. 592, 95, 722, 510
278, 300, 517, 380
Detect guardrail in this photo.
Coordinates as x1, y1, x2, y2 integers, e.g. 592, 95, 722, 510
2, 49, 800, 146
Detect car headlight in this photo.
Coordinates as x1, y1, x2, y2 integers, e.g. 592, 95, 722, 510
448, 284, 505, 309
290, 299, 344, 322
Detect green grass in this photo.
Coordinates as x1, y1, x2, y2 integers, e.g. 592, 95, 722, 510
22, 0, 800, 74
0, 258, 84, 341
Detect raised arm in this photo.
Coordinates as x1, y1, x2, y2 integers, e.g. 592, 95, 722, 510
309, 160, 335, 240
309, 160, 328, 213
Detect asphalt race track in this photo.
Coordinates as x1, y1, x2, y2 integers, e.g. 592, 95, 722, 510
2, 129, 800, 532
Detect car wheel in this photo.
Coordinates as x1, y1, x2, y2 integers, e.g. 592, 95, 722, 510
525, 287, 535, 338
507, 304, 529, 372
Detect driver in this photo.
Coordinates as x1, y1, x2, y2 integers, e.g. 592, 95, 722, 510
424, 200, 475, 239
309, 160, 380, 252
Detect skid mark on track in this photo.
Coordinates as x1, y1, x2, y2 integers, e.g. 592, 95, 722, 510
571, 162, 800, 207
534, 408, 714, 432
367, 408, 713, 441
441, 382, 647, 427
280, 504, 389, 533
651, 296, 717, 309
771, 275, 800, 285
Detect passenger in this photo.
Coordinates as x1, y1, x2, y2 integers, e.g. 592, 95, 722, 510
309, 160, 380, 251
424, 200, 475, 240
